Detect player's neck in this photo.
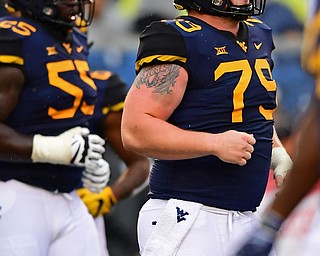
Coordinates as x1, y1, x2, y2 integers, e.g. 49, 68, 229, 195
188, 10, 240, 36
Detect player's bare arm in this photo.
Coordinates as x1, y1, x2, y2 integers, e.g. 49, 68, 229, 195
103, 110, 150, 201
122, 64, 256, 165
0, 65, 33, 161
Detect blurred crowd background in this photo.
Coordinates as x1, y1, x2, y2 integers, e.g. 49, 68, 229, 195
87, 1, 314, 255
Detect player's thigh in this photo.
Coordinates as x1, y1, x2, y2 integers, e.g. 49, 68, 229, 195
137, 199, 166, 252
0, 180, 51, 256
48, 191, 103, 256
176, 209, 223, 256
178, 210, 256, 256
95, 216, 109, 256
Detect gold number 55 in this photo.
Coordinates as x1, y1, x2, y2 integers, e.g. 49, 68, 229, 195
46, 60, 96, 119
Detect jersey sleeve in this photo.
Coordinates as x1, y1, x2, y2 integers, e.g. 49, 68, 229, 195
135, 20, 188, 74
90, 70, 127, 114
102, 73, 127, 111
0, 21, 24, 70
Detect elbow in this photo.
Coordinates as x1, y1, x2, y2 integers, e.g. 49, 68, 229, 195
121, 115, 150, 156
121, 118, 134, 151
140, 157, 151, 179
121, 127, 140, 153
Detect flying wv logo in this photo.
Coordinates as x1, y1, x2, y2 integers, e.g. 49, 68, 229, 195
176, 207, 189, 223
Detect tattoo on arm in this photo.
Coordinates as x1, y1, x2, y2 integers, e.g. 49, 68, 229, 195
135, 65, 180, 95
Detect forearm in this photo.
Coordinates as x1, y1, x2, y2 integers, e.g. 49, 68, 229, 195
111, 158, 150, 200
122, 115, 216, 160
0, 124, 105, 169
0, 123, 33, 162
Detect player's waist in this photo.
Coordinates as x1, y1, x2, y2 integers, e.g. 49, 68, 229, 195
201, 205, 253, 215
0, 162, 83, 193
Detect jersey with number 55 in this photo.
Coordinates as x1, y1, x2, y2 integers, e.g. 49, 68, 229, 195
0, 16, 96, 192
137, 16, 277, 211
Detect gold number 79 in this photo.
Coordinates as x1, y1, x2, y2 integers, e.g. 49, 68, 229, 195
215, 59, 277, 123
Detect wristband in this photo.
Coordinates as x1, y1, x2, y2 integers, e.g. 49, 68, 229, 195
31, 134, 71, 165
31, 127, 85, 165
271, 147, 293, 178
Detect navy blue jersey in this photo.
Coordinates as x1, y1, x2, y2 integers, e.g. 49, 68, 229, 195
136, 16, 277, 211
0, 16, 96, 192
88, 70, 127, 135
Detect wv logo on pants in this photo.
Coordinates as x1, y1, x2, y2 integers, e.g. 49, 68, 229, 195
176, 207, 189, 223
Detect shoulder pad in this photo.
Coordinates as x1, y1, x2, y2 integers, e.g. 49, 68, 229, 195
245, 18, 272, 31
136, 20, 187, 73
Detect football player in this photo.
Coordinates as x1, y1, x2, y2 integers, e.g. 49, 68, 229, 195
0, 0, 110, 255
121, 0, 292, 255
77, 70, 150, 256
233, 0, 320, 255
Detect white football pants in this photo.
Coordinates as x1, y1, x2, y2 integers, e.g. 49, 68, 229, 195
138, 198, 275, 256
0, 179, 102, 256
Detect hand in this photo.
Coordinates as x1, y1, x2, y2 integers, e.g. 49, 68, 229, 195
271, 147, 293, 187
233, 211, 283, 256
82, 158, 111, 193
77, 186, 118, 217
31, 127, 105, 167
215, 131, 256, 166
71, 130, 105, 169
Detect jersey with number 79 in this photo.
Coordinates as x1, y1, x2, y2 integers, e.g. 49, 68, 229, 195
136, 16, 277, 211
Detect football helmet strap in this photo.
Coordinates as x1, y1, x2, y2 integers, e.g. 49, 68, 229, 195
173, 0, 266, 19
7, 0, 95, 28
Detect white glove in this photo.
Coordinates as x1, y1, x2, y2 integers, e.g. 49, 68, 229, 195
271, 147, 293, 187
71, 132, 105, 168
31, 127, 105, 168
82, 158, 111, 193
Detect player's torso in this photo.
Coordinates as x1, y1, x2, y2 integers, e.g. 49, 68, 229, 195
0, 17, 96, 192
137, 16, 277, 211
0, 16, 96, 135
166, 17, 276, 134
